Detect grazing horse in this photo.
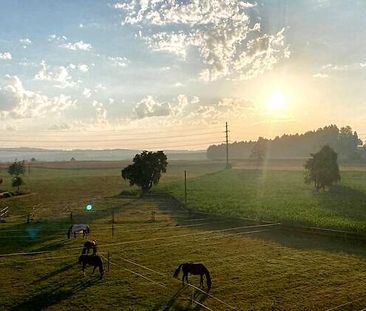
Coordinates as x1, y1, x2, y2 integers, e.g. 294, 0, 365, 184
67, 224, 90, 239
82, 240, 97, 255
78, 254, 104, 279
173, 263, 211, 291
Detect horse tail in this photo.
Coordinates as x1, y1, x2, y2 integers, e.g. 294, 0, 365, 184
205, 269, 212, 291
173, 264, 183, 278
67, 225, 72, 239
99, 256, 104, 278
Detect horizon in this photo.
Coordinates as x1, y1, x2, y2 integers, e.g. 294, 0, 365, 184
1, 1, 366, 150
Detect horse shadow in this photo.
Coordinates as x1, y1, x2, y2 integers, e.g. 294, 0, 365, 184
10, 276, 99, 311
151, 285, 209, 311
31, 263, 75, 284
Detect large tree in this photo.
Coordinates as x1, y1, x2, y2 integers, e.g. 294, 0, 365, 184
122, 151, 168, 194
250, 137, 268, 161
8, 160, 25, 192
305, 145, 340, 191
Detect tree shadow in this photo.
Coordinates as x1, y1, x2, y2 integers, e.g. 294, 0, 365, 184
315, 185, 366, 223
148, 193, 366, 258
10, 276, 99, 311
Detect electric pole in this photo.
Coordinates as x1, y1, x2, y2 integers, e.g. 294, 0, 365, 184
225, 122, 231, 169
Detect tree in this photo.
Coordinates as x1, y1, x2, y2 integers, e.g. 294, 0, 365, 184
8, 160, 25, 177
122, 151, 168, 194
12, 176, 24, 192
305, 145, 340, 191
8, 160, 25, 192
250, 137, 268, 161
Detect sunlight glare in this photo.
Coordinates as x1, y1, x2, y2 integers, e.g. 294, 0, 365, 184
266, 92, 287, 112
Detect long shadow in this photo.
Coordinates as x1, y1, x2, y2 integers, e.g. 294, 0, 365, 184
0, 198, 138, 255
31, 263, 75, 284
151, 285, 209, 311
147, 193, 366, 258
316, 185, 366, 222
10, 276, 99, 311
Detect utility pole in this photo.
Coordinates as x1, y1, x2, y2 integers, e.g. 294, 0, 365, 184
184, 170, 187, 206
225, 122, 231, 169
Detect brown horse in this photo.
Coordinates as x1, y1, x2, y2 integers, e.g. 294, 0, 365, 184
82, 240, 97, 255
78, 254, 104, 279
173, 263, 211, 291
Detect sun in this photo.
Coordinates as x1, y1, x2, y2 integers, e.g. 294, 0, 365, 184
266, 92, 287, 112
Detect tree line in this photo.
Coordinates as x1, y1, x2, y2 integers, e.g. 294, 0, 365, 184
207, 125, 364, 161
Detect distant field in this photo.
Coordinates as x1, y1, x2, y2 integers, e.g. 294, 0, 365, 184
0, 161, 366, 310
160, 167, 366, 233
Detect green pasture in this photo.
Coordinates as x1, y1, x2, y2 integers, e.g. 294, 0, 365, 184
0, 161, 365, 310
160, 167, 366, 233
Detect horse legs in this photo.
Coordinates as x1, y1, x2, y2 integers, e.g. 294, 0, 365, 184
182, 273, 189, 286
200, 274, 203, 288
93, 266, 96, 274
99, 265, 104, 279
82, 263, 86, 276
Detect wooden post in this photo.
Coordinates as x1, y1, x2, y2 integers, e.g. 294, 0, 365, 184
27, 214, 30, 223
112, 208, 114, 236
151, 210, 156, 222
107, 252, 110, 272
70, 211, 73, 221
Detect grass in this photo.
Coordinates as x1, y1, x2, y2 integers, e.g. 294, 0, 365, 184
0, 160, 366, 310
160, 168, 366, 232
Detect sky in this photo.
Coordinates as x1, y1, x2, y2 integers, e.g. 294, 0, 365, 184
0, 0, 366, 150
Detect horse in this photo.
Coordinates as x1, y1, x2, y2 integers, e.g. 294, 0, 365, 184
67, 224, 90, 239
82, 240, 97, 255
173, 263, 211, 291
78, 254, 104, 279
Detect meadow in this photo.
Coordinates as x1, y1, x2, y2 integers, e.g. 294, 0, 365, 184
160, 163, 366, 233
0, 160, 365, 310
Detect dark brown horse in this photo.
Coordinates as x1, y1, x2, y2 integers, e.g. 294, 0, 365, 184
82, 240, 97, 255
173, 263, 211, 291
78, 254, 104, 279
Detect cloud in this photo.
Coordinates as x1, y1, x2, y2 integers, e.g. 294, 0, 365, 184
0, 52, 12, 60
48, 34, 67, 42
117, 0, 290, 81
83, 88, 91, 98
78, 64, 89, 72
134, 96, 171, 119
0, 75, 76, 119
20, 38, 32, 48
60, 40, 92, 51
313, 73, 329, 79
108, 56, 129, 67
34, 60, 77, 88
92, 100, 108, 124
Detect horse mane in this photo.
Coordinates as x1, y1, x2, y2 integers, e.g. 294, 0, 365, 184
173, 263, 183, 278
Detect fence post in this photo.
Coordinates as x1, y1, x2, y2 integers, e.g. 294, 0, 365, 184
70, 212, 73, 221
107, 252, 110, 272
112, 212, 114, 236
27, 214, 30, 223
151, 210, 156, 222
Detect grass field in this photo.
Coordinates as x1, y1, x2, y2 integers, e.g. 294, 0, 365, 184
160, 167, 366, 233
0, 160, 366, 310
